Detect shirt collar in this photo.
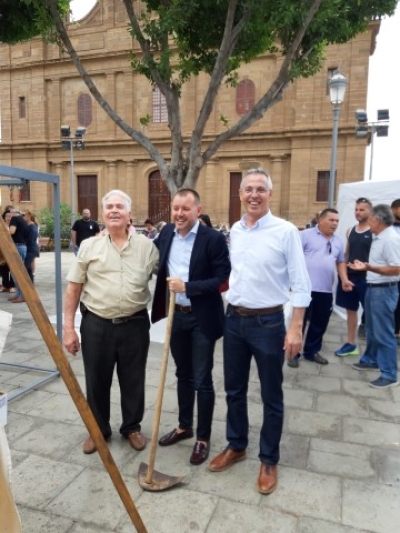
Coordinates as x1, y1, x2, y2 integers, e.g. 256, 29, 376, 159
240, 210, 272, 229
173, 219, 200, 237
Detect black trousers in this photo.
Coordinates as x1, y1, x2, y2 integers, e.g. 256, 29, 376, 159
80, 308, 150, 438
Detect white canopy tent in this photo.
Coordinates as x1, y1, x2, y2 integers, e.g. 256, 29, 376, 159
336, 180, 400, 243
334, 180, 400, 318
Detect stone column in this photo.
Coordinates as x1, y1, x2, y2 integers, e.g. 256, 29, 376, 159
106, 161, 117, 191
269, 154, 288, 217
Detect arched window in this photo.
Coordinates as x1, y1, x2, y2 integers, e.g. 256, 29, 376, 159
236, 79, 255, 115
77, 93, 92, 127
152, 88, 168, 123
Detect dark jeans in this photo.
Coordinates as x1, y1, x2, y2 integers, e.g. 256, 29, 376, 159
223, 305, 285, 464
302, 291, 333, 359
80, 308, 150, 438
169, 311, 216, 442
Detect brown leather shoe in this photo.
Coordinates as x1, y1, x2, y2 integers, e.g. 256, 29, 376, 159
127, 431, 146, 451
82, 436, 97, 455
159, 428, 194, 446
209, 447, 246, 472
190, 441, 210, 465
258, 463, 278, 494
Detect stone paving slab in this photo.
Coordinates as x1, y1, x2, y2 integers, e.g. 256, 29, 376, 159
1, 251, 400, 533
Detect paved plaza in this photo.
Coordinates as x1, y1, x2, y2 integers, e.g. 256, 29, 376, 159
1, 251, 400, 533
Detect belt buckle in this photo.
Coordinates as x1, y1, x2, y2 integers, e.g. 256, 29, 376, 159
112, 317, 124, 324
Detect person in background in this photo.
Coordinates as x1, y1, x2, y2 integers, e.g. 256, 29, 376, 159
152, 189, 230, 466
71, 209, 100, 256
334, 198, 372, 357
198, 214, 212, 228
0, 210, 16, 293
143, 219, 158, 240
156, 220, 167, 233
23, 210, 40, 283
390, 198, 400, 344
8, 208, 29, 303
63, 190, 159, 454
288, 208, 351, 368
351, 204, 400, 389
209, 168, 311, 495
219, 222, 230, 247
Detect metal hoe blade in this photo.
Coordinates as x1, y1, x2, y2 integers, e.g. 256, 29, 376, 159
138, 462, 185, 492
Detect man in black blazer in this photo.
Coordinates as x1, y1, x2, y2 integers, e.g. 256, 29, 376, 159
151, 189, 230, 465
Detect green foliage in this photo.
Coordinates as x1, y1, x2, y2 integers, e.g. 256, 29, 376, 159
38, 202, 72, 240
139, 114, 152, 127
131, 0, 397, 85
0, 0, 69, 44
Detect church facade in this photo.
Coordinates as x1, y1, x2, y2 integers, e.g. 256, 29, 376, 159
0, 0, 376, 227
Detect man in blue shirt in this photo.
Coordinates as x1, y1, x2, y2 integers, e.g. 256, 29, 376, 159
151, 189, 230, 466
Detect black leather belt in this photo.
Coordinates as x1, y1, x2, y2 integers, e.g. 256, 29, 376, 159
80, 302, 147, 324
366, 282, 397, 288
230, 304, 283, 316
174, 304, 192, 313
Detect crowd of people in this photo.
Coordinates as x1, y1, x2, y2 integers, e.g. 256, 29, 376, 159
2, 168, 400, 497
0, 206, 40, 302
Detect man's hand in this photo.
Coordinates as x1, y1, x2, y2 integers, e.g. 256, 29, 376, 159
348, 260, 367, 271
166, 277, 186, 293
341, 279, 355, 292
63, 327, 80, 356
284, 327, 302, 359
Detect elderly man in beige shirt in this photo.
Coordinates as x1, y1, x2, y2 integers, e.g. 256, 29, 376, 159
63, 190, 159, 455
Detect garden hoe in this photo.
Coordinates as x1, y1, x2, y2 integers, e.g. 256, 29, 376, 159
139, 291, 186, 491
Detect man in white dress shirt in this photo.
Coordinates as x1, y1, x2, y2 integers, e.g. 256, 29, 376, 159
209, 168, 311, 494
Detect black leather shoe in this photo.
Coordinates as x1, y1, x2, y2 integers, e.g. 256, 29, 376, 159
190, 441, 210, 465
159, 428, 194, 446
313, 353, 329, 365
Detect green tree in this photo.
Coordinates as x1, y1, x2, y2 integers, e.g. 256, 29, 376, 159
39, 202, 72, 241
0, 0, 69, 44
3, 0, 397, 192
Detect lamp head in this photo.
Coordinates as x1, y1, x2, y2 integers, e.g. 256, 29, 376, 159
75, 127, 86, 137
329, 71, 348, 105
60, 125, 71, 137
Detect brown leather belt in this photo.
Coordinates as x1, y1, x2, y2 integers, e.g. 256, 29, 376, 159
230, 304, 283, 316
175, 304, 192, 313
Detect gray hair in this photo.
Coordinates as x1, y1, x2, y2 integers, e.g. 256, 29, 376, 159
370, 204, 394, 226
240, 168, 273, 190
102, 190, 132, 212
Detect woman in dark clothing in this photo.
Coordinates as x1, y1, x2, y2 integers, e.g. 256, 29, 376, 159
0, 210, 16, 292
23, 210, 40, 283
198, 214, 212, 228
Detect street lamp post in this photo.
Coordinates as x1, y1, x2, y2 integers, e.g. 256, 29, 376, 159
328, 71, 348, 208
60, 125, 86, 226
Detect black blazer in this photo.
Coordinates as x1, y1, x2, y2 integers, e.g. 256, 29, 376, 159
151, 223, 231, 341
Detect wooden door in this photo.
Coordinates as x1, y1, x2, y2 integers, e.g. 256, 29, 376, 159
77, 175, 98, 221
229, 172, 242, 226
148, 170, 171, 222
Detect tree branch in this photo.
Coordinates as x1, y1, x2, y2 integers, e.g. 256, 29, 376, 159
201, 0, 323, 163
42, 0, 168, 176
122, 0, 184, 186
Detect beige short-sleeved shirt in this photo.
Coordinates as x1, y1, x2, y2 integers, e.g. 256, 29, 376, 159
67, 232, 159, 319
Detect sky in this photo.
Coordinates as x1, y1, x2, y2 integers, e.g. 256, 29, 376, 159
71, 1, 399, 183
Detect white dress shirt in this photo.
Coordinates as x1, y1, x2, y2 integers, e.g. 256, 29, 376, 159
367, 226, 400, 283
227, 211, 311, 308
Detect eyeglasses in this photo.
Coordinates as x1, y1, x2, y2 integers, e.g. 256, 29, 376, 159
327, 241, 332, 254
356, 197, 370, 204
241, 187, 269, 195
